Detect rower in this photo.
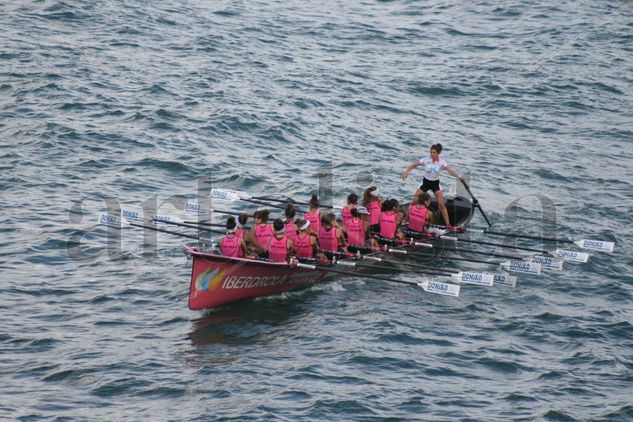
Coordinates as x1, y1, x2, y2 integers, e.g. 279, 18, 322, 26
376, 198, 405, 247
344, 205, 379, 253
237, 213, 266, 256
267, 218, 294, 263
304, 194, 322, 235
293, 219, 320, 260
284, 203, 298, 243
251, 209, 274, 256
404, 192, 432, 238
318, 212, 348, 259
341, 193, 358, 227
401, 143, 464, 229
219, 216, 247, 257
362, 186, 382, 234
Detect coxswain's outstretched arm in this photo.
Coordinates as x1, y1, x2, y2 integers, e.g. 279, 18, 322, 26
446, 165, 464, 181
402, 161, 422, 181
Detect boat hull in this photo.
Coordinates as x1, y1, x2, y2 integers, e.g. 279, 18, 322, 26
186, 248, 377, 310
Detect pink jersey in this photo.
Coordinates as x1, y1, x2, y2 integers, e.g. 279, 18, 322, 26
294, 234, 313, 258
408, 205, 429, 232
304, 209, 321, 233
341, 206, 354, 227
380, 211, 398, 239
255, 224, 274, 248
368, 200, 381, 225
220, 235, 242, 257
318, 226, 339, 252
285, 219, 298, 242
268, 235, 288, 262
236, 229, 246, 240
346, 218, 366, 247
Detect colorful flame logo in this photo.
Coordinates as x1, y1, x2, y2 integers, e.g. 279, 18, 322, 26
194, 267, 226, 291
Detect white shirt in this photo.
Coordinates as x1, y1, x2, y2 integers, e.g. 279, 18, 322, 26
418, 156, 448, 181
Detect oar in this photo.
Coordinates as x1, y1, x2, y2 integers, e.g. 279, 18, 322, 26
337, 259, 498, 287
386, 247, 542, 275
295, 262, 460, 297
98, 213, 209, 241
466, 228, 614, 253
151, 216, 226, 235
460, 179, 492, 227
210, 188, 339, 210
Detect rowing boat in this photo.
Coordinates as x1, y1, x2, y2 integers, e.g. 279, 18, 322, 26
185, 248, 390, 310
184, 193, 476, 310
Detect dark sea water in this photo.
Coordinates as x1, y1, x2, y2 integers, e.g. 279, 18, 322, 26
2, 1, 633, 420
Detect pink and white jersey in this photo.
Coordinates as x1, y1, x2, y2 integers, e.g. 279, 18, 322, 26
220, 235, 242, 257
346, 218, 366, 247
318, 227, 339, 252
418, 156, 448, 181
254, 224, 274, 248
285, 219, 298, 242
408, 205, 429, 232
379, 211, 398, 239
294, 234, 313, 258
368, 200, 381, 225
341, 206, 354, 227
304, 209, 321, 233
268, 236, 288, 262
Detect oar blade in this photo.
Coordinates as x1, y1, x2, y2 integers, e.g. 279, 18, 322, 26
98, 213, 123, 228
555, 249, 589, 263
209, 188, 243, 202
152, 214, 183, 226
493, 274, 517, 288
184, 201, 211, 215
575, 239, 614, 252
120, 208, 144, 223
418, 280, 461, 297
451, 272, 494, 286
500, 261, 542, 275
529, 255, 563, 271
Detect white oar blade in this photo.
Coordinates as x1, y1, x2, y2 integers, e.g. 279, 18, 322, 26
575, 239, 614, 252
418, 280, 461, 297
500, 261, 542, 275
529, 255, 563, 271
209, 188, 246, 202
451, 271, 494, 286
98, 213, 123, 228
121, 208, 144, 223
152, 214, 183, 225
493, 274, 517, 288
184, 201, 210, 215
555, 249, 589, 263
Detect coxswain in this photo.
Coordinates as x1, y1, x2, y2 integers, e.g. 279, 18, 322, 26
251, 209, 274, 255
341, 193, 358, 227
344, 205, 379, 253
377, 198, 405, 247
318, 212, 348, 259
267, 218, 294, 262
405, 192, 432, 238
219, 216, 247, 257
362, 186, 382, 234
401, 143, 464, 229
284, 203, 298, 243
293, 219, 320, 260
304, 194, 322, 235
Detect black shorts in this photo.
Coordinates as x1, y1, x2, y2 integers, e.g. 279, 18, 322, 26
419, 178, 441, 193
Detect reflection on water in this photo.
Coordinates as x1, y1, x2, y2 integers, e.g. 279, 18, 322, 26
187, 290, 316, 349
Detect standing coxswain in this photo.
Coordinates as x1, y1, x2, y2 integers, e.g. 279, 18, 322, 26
401, 143, 464, 229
